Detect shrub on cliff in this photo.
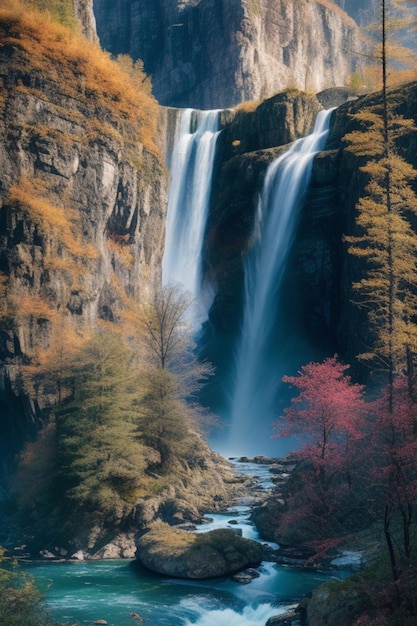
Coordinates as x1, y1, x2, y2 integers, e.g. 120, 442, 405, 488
0, 0, 160, 158
126, 283, 217, 469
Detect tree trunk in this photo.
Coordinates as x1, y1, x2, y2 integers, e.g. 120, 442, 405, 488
384, 503, 399, 581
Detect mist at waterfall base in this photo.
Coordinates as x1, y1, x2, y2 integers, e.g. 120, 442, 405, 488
207, 109, 335, 458
162, 107, 335, 458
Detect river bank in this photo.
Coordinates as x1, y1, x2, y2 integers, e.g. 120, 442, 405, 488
15, 457, 354, 626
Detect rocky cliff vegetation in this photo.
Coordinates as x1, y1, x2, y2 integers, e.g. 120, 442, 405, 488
93, 0, 366, 109
0, 2, 168, 479
0, 2, 258, 559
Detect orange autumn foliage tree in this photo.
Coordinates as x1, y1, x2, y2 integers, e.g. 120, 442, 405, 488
21, 316, 85, 403
361, 0, 417, 90
0, 0, 160, 158
344, 0, 417, 586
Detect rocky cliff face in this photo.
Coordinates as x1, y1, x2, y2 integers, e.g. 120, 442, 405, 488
93, 0, 365, 109
197, 82, 417, 417
72, 0, 99, 42
0, 9, 167, 474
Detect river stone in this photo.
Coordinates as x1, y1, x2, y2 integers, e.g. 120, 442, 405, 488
266, 606, 302, 625
232, 567, 260, 584
265, 616, 299, 626
135, 521, 263, 579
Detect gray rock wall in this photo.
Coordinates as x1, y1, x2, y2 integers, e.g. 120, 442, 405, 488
93, 0, 366, 109
72, 0, 99, 42
0, 36, 168, 470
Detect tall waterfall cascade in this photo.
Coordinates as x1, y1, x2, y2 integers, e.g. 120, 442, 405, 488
227, 108, 335, 456
162, 109, 220, 329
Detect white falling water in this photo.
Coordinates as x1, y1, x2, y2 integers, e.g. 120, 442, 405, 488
162, 109, 220, 329
228, 108, 335, 455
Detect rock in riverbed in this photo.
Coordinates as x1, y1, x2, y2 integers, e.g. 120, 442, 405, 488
136, 521, 263, 579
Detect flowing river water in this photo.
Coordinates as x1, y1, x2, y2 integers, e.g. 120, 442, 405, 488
25, 108, 348, 625
27, 461, 349, 626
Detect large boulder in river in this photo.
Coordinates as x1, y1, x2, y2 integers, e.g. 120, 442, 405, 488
135, 521, 263, 579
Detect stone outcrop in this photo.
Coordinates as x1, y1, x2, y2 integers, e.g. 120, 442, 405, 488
72, 0, 99, 42
302, 579, 369, 626
266, 607, 303, 626
135, 521, 263, 578
93, 0, 366, 109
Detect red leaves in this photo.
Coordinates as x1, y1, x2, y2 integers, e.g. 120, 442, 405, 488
272, 356, 417, 570
273, 355, 366, 460
370, 378, 417, 506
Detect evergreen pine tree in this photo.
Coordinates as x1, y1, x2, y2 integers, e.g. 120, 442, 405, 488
54, 330, 148, 533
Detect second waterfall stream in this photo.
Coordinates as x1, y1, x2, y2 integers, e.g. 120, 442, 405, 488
162, 105, 334, 454
228, 108, 335, 454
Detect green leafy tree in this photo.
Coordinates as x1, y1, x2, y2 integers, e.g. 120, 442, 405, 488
137, 283, 215, 468
139, 368, 198, 468
54, 330, 148, 534
21, 316, 84, 404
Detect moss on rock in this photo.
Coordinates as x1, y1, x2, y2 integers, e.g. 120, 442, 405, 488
136, 521, 263, 579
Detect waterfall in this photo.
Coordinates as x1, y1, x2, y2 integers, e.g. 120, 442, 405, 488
162, 108, 220, 329
227, 108, 335, 456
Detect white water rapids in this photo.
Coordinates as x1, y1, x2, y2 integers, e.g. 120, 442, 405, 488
28, 461, 348, 626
